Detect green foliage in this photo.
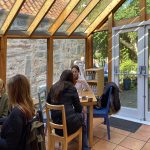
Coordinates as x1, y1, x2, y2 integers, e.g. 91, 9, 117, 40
93, 31, 108, 61
119, 31, 138, 63
120, 59, 137, 73
114, 0, 139, 20
147, 0, 150, 14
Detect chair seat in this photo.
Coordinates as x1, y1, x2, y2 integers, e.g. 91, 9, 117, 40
93, 108, 108, 117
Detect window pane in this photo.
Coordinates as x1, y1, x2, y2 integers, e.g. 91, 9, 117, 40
9, 0, 45, 31
114, 0, 140, 21
0, 0, 16, 28
53, 39, 85, 83
57, 0, 92, 33
147, 0, 150, 14
75, 0, 112, 33
7, 39, 47, 98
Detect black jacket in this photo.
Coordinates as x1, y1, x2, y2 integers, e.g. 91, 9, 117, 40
0, 107, 26, 150
47, 81, 83, 135
101, 82, 121, 113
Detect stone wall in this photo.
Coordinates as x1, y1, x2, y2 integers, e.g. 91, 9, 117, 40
7, 39, 47, 98
1, 12, 85, 98
7, 38, 85, 98
53, 39, 85, 83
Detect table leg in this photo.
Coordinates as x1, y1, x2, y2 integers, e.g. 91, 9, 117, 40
88, 105, 93, 147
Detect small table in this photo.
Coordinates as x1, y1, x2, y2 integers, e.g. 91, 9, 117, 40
79, 89, 97, 147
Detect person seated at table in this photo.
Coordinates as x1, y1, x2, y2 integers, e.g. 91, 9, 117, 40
0, 79, 8, 119
47, 70, 90, 150
0, 74, 35, 150
71, 65, 90, 91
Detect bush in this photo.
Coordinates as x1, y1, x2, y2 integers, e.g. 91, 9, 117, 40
120, 59, 137, 73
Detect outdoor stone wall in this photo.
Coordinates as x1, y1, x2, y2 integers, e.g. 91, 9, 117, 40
53, 39, 85, 83
7, 39, 47, 98
7, 39, 85, 98
2, 12, 85, 98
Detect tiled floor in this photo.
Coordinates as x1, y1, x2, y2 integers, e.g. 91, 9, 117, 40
46, 118, 150, 150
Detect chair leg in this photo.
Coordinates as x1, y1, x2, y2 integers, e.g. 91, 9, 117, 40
79, 128, 82, 150
48, 135, 55, 150
105, 117, 110, 140
63, 141, 68, 150
44, 124, 47, 135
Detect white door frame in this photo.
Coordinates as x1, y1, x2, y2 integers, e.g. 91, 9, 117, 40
112, 20, 150, 121
145, 25, 150, 121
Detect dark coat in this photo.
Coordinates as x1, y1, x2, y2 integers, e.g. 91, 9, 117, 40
47, 81, 83, 135
101, 82, 121, 113
0, 107, 26, 150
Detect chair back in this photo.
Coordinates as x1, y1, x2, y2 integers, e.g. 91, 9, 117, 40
46, 103, 67, 138
106, 86, 113, 113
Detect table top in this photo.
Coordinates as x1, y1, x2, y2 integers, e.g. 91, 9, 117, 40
33, 88, 97, 106
79, 89, 97, 106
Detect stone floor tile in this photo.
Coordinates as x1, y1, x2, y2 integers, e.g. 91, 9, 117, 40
119, 137, 146, 150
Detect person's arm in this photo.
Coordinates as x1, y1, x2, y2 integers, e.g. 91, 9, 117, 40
1, 94, 8, 117
78, 79, 90, 91
71, 86, 83, 113
0, 109, 25, 150
47, 88, 52, 104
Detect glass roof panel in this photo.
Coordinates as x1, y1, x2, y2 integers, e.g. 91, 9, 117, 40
9, 0, 45, 31
74, 0, 113, 33
0, 0, 16, 28
57, 0, 92, 33
36, 0, 71, 32
114, 0, 139, 21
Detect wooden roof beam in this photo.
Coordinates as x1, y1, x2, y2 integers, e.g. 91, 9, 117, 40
27, 0, 55, 36
66, 0, 100, 36
1, 0, 25, 35
85, 0, 126, 36
48, 0, 80, 36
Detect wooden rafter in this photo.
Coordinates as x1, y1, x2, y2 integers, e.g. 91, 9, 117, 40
85, 0, 126, 36
1, 0, 25, 35
66, 0, 100, 36
27, 0, 55, 36
95, 20, 108, 32
48, 0, 80, 35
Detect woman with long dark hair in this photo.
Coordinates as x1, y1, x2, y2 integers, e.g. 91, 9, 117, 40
47, 70, 89, 150
0, 74, 34, 150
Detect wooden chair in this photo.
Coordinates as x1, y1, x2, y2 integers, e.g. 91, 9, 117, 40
46, 103, 82, 150
38, 88, 47, 134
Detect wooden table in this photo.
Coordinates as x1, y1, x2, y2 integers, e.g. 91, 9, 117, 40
79, 89, 97, 147
33, 89, 97, 147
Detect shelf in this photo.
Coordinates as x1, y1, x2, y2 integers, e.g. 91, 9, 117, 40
85, 68, 102, 71
86, 80, 98, 83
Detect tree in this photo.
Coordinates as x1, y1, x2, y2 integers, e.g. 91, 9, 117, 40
93, 0, 139, 67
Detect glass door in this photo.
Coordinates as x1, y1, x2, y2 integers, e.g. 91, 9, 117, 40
145, 26, 150, 121
112, 27, 145, 120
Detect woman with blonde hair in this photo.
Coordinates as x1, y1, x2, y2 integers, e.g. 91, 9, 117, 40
0, 79, 8, 118
0, 74, 34, 150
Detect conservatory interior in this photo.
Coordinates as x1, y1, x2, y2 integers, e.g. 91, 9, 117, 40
1, 0, 150, 149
